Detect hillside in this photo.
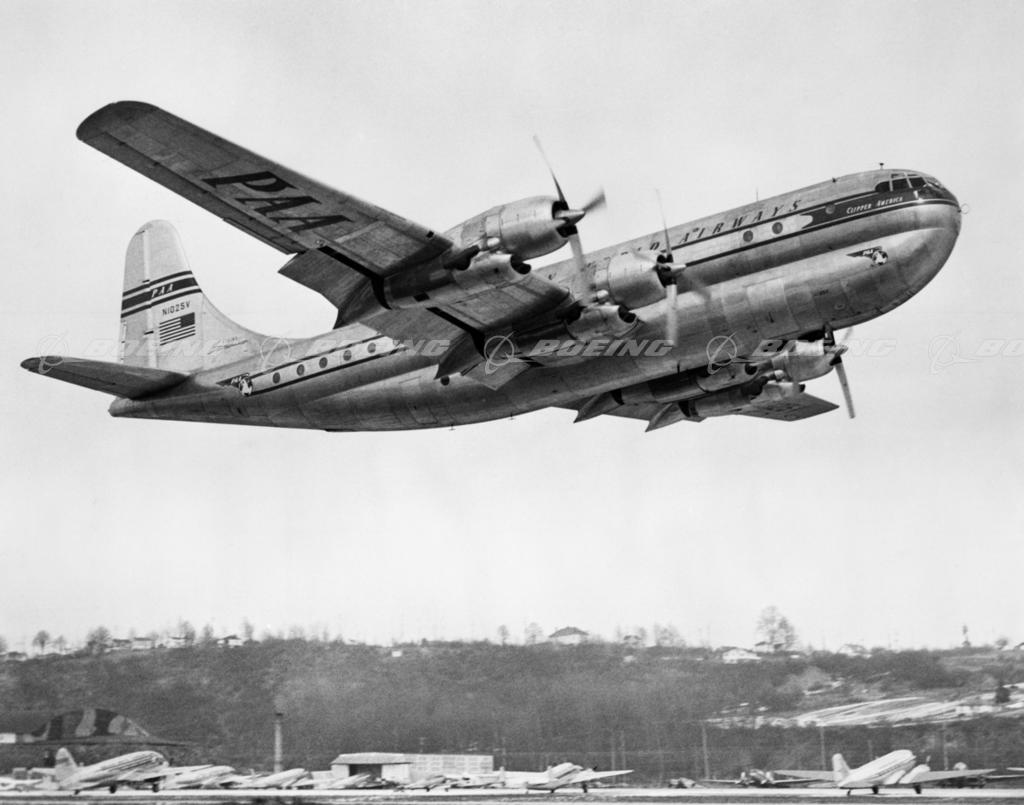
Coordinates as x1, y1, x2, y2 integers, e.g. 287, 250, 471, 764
1, 641, 1022, 781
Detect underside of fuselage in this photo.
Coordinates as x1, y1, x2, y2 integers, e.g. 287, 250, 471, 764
109, 169, 961, 431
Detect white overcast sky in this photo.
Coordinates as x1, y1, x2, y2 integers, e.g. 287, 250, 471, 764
2, 1, 1021, 653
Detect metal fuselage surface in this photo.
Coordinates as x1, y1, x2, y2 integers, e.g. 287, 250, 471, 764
111, 170, 960, 430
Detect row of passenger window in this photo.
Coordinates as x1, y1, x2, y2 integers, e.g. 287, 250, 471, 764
269, 341, 380, 384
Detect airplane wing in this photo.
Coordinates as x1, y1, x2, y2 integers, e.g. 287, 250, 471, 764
76, 102, 571, 387
570, 769, 632, 784
737, 391, 839, 421
901, 769, 996, 785
772, 770, 836, 781
21, 357, 188, 398
77, 102, 448, 265
565, 390, 838, 430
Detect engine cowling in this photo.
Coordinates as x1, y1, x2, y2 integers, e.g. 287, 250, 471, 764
765, 340, 835, 383
683, 379, 801, 418
594, 251, 666, 309
382, 251, 530, 309
445, 196, 571, 260
511, 304, 639, 358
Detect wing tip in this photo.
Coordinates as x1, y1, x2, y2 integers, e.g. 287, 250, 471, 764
21, 356, 60, 374
77, 100, 159, 143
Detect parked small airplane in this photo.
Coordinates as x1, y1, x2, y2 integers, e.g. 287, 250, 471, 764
401, 773, 450, 791
775, 751, 995, 795
702, 768, 819, 788
507, 762, 631, 792
161, 764, 237, 789
0, 776, 45, 792
53, 746, 167, 794
245, 767, 309, 789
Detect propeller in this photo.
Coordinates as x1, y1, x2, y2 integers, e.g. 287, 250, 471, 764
824, 324, 856, 418
630, 191, 710, 344
533, 136, 606, 301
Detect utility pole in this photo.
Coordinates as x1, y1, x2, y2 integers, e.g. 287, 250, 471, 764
819, 726, 827, 769
941, 725, 949, 770
273, 709, 284, 773
700, 721, 710, 780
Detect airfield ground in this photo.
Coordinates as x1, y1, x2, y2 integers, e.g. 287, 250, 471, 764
5, 789, 1024, 804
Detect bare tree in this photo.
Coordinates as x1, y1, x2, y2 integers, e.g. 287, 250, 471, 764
32, 630, 51, 654
755, 606, 798, 651
497, 624, 510, 645
524, 622, 544, 645
86, 625, 112, 654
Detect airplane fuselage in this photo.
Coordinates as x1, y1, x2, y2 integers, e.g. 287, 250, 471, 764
110, 169, 960, 430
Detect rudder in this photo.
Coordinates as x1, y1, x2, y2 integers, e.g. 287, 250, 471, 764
54, 747, 77, 782
120, 221, 261, 374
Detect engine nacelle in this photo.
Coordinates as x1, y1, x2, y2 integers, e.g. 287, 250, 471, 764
620, 362, 755, 405
565, 304, 638, 342
512, 304, 639, 357
445, 196, 570, 260
383, 251, 530, 309
594, 251, 666, 309
767, 340, 835, 383
683, 379, 801, 418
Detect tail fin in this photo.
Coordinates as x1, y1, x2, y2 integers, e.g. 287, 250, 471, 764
120, 220, 261, 374
54, 748, 77, 782
832, 753, 850, 781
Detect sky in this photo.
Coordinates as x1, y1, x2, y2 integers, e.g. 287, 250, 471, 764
2, 1, 1022, 654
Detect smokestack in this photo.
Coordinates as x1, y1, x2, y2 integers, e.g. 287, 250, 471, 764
273, 710, 283, 773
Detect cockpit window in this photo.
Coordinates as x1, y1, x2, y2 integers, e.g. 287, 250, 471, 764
910, 176, 926, 189
874, 180, 891, 193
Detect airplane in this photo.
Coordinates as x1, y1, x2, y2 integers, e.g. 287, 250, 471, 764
775, 751, 995, 795
160, 764, 237, 789
702, 768, 820, 788
401, 773, 451, 791
0, 776, 46, 792
22, 101, 962, 432
244, 767, 310, 789
52, 746, 167, 794
506, 762, 632, 792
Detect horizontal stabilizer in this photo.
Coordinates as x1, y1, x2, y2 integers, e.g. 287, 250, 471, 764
21, 356, 187, 398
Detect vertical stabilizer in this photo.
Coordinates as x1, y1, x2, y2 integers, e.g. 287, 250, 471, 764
831, 753, 850, 781
120, 221, 262, 374
54, 747, 77, 782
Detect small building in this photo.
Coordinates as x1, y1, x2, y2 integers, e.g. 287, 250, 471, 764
837, 643, 870, 657
330, 753, 412, 783
217, 634, 243, 648
721, 647, 760, 664
329, 753, 493, 784
131, 637, 155, 652
548, 626, 588, 646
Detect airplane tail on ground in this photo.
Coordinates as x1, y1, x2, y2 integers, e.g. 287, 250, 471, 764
53, 748, 77, 782
22, 221, 268, 398
832, 753, 851, 781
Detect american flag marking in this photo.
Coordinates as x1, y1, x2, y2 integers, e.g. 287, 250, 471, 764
158, 313, 196, 345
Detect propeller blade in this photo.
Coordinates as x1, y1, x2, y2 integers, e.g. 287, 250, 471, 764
581, 187, 606, 214
833, 357, 856, 419
665, 281, 678, 345
568, 233, 591, 301
656, 189, 675, 263
532, 135, 567, 206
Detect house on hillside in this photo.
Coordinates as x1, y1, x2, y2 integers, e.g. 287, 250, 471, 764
548, 626, 588, 646
720, 647, 760, 664
217, 634, 243, 648
837, 643, 870, 657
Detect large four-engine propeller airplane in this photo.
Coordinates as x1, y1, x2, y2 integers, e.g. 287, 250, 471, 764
776, 751, 994, 795
22, 102, 961, 432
